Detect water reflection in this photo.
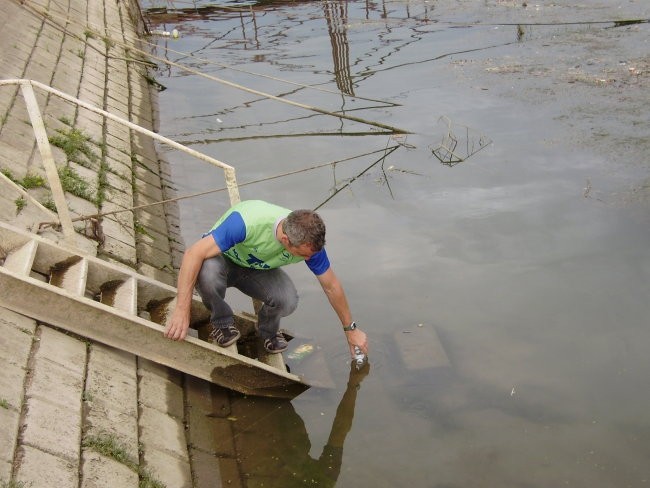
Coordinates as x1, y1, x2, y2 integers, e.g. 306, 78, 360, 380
324, 0, 354, 96
229, 361, 370, 486
143, 1, 650, 486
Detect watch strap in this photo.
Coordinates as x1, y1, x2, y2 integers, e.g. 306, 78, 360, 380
343, 321, 356, 332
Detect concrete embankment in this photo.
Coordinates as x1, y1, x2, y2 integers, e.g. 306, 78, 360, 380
0, 1, 239, 486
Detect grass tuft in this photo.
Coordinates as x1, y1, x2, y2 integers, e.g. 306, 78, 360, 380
82, 434, 166, 488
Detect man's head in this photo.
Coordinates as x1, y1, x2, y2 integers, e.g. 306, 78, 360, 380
282, 209, 326, 256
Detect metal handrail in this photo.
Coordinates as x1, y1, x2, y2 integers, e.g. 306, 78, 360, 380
0, 78, 241, 248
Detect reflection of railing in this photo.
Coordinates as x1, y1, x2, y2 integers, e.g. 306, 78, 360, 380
324, 0, 355, 96
0, 78, 241, 247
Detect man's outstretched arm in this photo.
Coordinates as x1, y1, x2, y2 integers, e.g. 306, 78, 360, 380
316, 268, 368, 356
165, 236, 221, 341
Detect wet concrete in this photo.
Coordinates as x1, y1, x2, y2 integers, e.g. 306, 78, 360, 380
143, 1, 649, 486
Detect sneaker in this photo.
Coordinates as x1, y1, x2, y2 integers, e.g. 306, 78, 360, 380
210, 324, 241, 347
263, 333, 288, 354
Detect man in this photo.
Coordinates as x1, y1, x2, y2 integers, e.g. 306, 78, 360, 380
164, 200, 368, 358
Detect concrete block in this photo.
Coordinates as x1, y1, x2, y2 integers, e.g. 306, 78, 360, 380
29, 357, 84, 409
137, 241, 173, 271
134, 210, 168, 235
135, 224, 172, 255
139, 406, 188, 461
85, 362, 138, 418
37, 325, 87, 376
104, 171, 132, 196
100, 214, 135, 244
141, 447, 192, 488
136, 262, 175, 286
134, 165, 163, 193
104, 134, 131, 158
80, 451, 139, 488
0, 360, 27, 409
0, 406, 20, 468
101, 234, 137, 265
138, 360, 184, 417
84, 404, 139, 461
88, 343, 137, 381
0, 460, 11, 485
0, 320, 34, 368
21, 396, 81, 462
105, 121, 130, 144
0, 141, 31, 175
133, 191, 167, 219
15, 445, 79, 488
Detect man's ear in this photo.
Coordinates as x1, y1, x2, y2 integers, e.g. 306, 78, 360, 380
278, 232, 290, 246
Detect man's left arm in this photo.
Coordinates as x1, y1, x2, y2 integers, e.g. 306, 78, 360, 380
316, 268, 368, 356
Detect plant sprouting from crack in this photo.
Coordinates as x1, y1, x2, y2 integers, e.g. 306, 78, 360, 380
82, 434, 166, 488
14, 197, 27, 214
58, 166, 95, 202
49, 127, 99, 169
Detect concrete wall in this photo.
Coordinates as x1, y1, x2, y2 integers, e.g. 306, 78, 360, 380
0, 1, 237, 486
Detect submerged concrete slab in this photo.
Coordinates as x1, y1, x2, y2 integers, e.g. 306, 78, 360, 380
394, 324, 451, 371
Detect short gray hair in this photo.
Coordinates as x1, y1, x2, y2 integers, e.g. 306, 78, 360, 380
283, 209, 326, 251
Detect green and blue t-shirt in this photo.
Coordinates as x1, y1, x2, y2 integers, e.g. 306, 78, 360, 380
206, 200, 330, 276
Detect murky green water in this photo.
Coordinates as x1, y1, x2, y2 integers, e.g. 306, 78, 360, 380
143, 1, 650, 486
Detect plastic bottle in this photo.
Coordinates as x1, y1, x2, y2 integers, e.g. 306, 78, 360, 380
353, 346, 366, 367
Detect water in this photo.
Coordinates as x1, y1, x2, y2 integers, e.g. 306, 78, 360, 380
143, 1, 650, 486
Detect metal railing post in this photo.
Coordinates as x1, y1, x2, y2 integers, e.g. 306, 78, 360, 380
19, 80, 77, 246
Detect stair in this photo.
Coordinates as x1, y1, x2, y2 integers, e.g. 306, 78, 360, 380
0, 221, 309, 398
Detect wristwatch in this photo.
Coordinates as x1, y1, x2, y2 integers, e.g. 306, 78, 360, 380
343, 321, 357, 332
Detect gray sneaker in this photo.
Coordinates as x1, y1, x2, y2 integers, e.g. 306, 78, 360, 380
210, 324, 241, 347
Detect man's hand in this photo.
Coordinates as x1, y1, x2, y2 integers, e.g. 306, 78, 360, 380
164, 305, 190, 341
164, 236, 222, 341
345, 327, 368, 357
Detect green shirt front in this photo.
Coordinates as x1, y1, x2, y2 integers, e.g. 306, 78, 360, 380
209, 200, 307, 270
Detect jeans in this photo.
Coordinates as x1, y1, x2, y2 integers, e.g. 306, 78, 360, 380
195, 255, 299, 340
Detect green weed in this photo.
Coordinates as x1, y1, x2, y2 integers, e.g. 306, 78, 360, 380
1, 168, 17, 183
20, 173, 46, 189
14, 197, 27, 214
82, 434, 166, 488
58, 166, 95, 202
49, 127, 99, 168
41, 198, 56, 212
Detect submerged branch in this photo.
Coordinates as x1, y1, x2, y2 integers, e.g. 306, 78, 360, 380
314, 145, 400, 210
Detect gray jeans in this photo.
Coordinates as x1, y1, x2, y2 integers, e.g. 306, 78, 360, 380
195, 255, 299, 340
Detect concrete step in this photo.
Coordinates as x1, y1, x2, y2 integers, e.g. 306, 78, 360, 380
0, 221, 307, 398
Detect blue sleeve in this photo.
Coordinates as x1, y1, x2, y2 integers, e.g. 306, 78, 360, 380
305, 248, 330, 276
208, 211, 246, 251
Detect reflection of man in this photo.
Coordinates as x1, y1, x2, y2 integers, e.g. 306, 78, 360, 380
165, 200, 368, 358
232, 360, 371, 486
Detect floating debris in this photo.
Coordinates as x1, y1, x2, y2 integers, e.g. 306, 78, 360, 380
430, 115, 492, 166
287, 343, 314, 362
149, 29, 180, 38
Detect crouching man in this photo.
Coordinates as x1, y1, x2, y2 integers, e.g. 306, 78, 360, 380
164, 200, 368, 358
